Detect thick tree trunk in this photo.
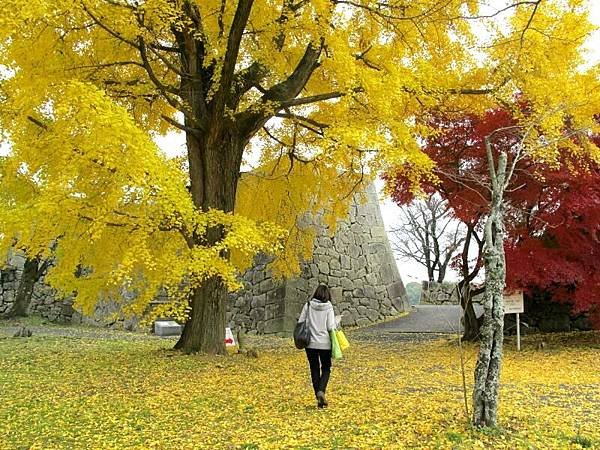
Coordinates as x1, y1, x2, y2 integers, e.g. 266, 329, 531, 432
174, 126, 246, 354
9, 257, 40, 318
174, 277, 228, 354
463, 301, 481, 341
472, 148, 507, 427
168, 0, 320, 353
458, 223, 484, 342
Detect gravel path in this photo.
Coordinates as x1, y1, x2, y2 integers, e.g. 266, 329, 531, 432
348, 329, 452, 344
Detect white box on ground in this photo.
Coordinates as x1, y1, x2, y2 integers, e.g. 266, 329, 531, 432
225, 327, 236, 347
154, 320, 182, 336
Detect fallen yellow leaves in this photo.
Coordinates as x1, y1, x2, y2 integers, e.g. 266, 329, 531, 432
0, 332, 598, 449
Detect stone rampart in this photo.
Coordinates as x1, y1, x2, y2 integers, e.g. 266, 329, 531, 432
420, 281, 484, 306
227, 185, 409, 334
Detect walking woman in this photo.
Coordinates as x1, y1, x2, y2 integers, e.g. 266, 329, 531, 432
297, 284, 336, 408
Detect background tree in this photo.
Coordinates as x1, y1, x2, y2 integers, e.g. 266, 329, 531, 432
388, 104, 600, 426
386, 110, 513, 341
389, 107, 600, 335
7, 256, 50, 318
504, 142, 600, 329
390, 194, 464, 283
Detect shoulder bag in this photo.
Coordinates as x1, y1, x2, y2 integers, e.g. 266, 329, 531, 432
293, 302, 311, 349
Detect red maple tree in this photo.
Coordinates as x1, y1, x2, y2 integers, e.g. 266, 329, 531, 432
386, 108, 600, 330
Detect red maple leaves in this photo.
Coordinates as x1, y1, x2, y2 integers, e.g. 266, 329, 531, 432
385, 108, 600, 327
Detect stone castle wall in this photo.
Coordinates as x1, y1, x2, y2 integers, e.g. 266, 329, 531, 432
420, 281, 460, 305
227, 185, 409, 334
0, 253, 77, 323
0, 185, 409, 333
420, 281, 484, 306
0, 263, 21, 317
0, 252, 140, 329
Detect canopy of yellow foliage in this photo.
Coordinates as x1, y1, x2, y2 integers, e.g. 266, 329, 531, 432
0, 1, 599, 317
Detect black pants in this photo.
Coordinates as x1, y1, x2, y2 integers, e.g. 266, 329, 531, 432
305, 348, 332, 394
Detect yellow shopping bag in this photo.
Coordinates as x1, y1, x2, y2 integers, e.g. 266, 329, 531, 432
330, 330, 343, 359
336, 329, 349, 351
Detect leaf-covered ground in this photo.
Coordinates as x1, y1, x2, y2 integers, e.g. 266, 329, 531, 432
0, 328, 598, 449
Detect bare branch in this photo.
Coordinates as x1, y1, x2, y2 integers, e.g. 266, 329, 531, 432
150, 44, 181, 53
137, 37, 180, 96
138, 37, 206, 132
390, 194, 465, 282
27, 116, 48, 130
444, 1, 543, 21
520, 0, 542, 46
215, 0, 255, 116
147, 45, 187, 78
238, 40, 324, 137
161, 115, 201, 136
262, 126, 290, 147
281, 91, 344, 108
229, 62, 269, 108
354, 45, 383, 71
67, 61, 144, 71
82, 2, 139, 49
275, 112, 329, 131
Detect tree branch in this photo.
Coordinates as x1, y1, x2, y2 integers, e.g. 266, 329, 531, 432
147, 45, 187, 78
27, 116, 48, 130
520, 0, 542, 46
82, 2, 139, 49
137, 37, 180, 96
238, 40, 324, 137
229, 62, 269, 108
281, 91, 344, 108
275, 112, 329, 130
214, 0, 255, 116
161, 114, 201, 136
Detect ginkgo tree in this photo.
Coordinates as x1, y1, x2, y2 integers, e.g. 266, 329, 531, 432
0, 0, 488, 354
1, 0, 599, 373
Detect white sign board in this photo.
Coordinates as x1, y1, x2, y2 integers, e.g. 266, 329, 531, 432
504, 291, 524, 314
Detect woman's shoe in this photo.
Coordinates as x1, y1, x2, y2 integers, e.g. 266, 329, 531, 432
316, 391, 327, 408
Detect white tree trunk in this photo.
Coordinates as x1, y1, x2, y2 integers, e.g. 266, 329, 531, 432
472, 147, 507, 427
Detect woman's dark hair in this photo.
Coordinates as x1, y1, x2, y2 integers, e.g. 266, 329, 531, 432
313, 284, 331, 303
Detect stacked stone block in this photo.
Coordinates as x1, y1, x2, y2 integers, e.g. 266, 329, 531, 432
420, 281, 460, 305
0, 253, 76, 323
0, 267, 18, 316
420, 281, 484, 305
0, 254, 137, 328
